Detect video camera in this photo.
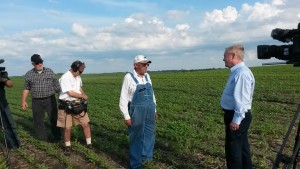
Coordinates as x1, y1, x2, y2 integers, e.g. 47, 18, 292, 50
0, 59, 8, 79
257, 22, 300, 66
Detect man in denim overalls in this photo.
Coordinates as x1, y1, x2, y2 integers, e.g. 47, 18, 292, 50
119, 55, 157, 169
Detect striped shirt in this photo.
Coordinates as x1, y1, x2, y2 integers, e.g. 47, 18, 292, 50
23, 67, 61, 99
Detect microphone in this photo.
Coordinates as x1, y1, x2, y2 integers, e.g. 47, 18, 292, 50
0, 59, 4, 64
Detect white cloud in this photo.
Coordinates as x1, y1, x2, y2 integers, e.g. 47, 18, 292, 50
124, 16, 144, 26
244, 49, 257, 61
103, 16, 197, 49
176, 24, 190, 31
30, 37, 45, 44
272, 0, 286, 6
203, 6, 238, 24
148, 17, 164, 27
175, 24, 190, 38
72, 23, 88, 37
199, 0, 295, 44
241, 2, 283, 21
21, 28, 63, 37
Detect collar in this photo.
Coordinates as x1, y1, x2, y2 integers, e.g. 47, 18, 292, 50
230, 62, 245, 72
34, 67, 45, 73
67, 70, 79, 78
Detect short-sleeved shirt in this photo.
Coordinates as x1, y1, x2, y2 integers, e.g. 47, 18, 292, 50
23, 67, 61, 99
59, 70, 82, 101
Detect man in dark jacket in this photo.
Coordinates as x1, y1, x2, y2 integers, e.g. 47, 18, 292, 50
0, 64, 21, 149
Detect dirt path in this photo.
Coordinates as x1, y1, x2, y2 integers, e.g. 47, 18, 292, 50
0, 141, 126, 169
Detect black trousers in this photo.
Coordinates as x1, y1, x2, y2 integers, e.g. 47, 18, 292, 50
224, 109, 252, 169
0, 105, 21, 149
32, 95, 61, 141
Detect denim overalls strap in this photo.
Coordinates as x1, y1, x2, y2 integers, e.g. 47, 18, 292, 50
128, 72, 150, 84
128, 72, 154, 105
129, 72, 139, 84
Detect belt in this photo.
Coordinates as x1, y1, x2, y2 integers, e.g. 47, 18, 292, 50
59, 99, 81, 105
32, 95, 54, 100
222, 108, 251, 113
59, 99, 71, 103
59, 99, 78, 102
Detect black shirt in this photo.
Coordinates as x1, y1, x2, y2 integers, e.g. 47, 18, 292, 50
0, 82, 8, 108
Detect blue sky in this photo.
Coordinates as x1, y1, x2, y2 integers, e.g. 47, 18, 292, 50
0, 0, 299, 76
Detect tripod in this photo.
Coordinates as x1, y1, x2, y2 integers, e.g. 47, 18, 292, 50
0, 106, 11, 169
273, 104, 300, 169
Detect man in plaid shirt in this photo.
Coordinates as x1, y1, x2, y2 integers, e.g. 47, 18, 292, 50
21, 54, 61, 142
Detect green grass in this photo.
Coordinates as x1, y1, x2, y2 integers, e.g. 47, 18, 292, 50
3, 64, 300, 168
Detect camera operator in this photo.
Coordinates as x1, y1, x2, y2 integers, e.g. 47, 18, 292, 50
0, 71, 21, 149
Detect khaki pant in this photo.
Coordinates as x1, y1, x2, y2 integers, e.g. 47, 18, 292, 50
57, 109, 90, 128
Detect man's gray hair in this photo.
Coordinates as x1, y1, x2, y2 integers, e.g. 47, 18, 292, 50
225, 44, 244, 60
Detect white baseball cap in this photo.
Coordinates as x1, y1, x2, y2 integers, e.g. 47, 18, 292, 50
134, 55, 152, 64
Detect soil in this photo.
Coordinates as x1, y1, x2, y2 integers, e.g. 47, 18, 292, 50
0, 140, 126, 169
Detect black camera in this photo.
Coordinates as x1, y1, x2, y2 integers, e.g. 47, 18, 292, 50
0, 59, 8, 79
257, 23, 300, 66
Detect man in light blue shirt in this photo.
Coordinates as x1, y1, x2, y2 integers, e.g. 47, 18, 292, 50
221, 44, 255, 169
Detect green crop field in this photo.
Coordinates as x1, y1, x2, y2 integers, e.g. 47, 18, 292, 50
1, 64, 300, 168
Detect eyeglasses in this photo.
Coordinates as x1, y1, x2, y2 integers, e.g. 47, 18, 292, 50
140, 63, 149, 67
32, 62, 42, 65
